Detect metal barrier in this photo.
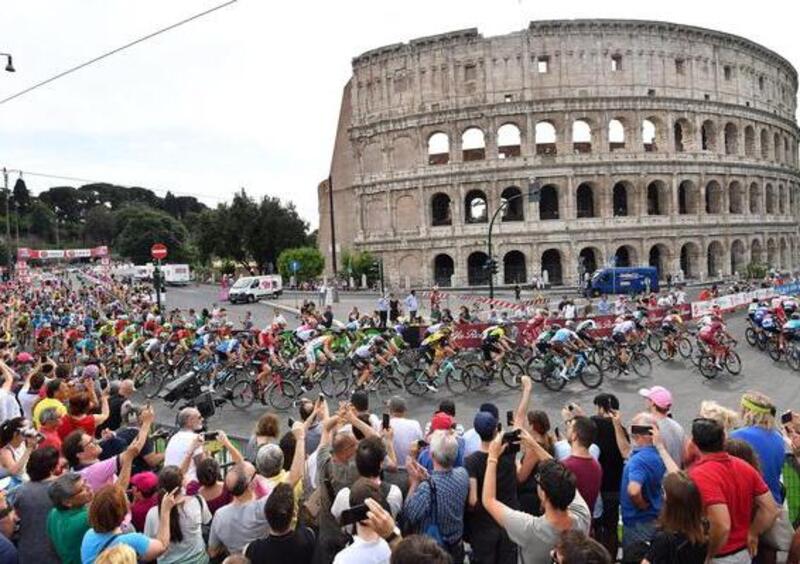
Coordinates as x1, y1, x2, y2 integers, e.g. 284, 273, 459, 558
784, 455, 800, 526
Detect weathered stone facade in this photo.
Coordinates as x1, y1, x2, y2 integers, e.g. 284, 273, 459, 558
319, 20, 800, 287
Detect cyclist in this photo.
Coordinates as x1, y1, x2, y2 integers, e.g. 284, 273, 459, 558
760, 310, 783, 352
697, 315, 736, 369
549, 321, 584, 376
611, 315, 638, 369
419, 325, 454, 392
303, 331, 336, 387
350, 335, 390, 389
575, 319, 597, 345
783, 312, 800, 348
534, 323, 558, 355
480, 320, 515, 370
660, 308, 685, 355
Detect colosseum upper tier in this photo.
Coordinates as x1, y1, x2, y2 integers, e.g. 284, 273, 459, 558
318, 19, 800, 288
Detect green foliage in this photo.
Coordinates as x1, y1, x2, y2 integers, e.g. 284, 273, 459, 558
277, 247, 324, 281
84, 205, 116, 245
12, 177, 30, 213
28, 201, 55, 240
112, 206, 189, 264
0, 240, 9, 267
340, 249, 379, 285
745, 261, 768, 279
219, 259, 236, 276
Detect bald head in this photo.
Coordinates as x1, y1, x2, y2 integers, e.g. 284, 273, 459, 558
332, 431, 358, 461
119, 380, 135, 397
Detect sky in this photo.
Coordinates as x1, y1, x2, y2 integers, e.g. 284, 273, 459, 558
0, 0, 797, 228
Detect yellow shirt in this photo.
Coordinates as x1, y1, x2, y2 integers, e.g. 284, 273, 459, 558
33, 398, 66, 429
265, 469, 303, 528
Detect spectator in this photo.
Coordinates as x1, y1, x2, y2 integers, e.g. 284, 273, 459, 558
244, 413, 280, 463
32, 378, 68, 428
129, 471, 159, 532
254, 422, 307, 524
13, 446, 61, 563
385, 396, 422, 490
38, 406, 64, 452
688, 417, 777, 562
390, 535, 450, 564
377, 294, 389, 328
419, 410, 465, 472
0, 491, 18, 563
642, 472, 707, 564
95, 544, 137, 564
18, 370, 45, 420
404, 291, 418, 321
639, 386, 686, 467
81, 484, 175, 563
333, 478, 392, 564
47, 473, 94, 564
464, 410, 518, 564
57, 386, 109, 444
299, 398, 323, 454
350, 390, 381, 431
244, 483, 314, 564
389, 293, 400, 322
482, 430, 591, 564
552, 530, 612, 564
619, 413, 666, 559
0, 361, 21, 424
144, 466, 211, 564
560, 415, 603, 514
0, 416, 36, 482
462, 403, 499, 458
114, 403, 164, 475
208, 462, 271, 558
164, 407, 204, 481
103, 379, 136, 432
405, 430, 469, 563
185, 457, 232, 515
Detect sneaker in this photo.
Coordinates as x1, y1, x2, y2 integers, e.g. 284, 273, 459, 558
425, 383, 439, 393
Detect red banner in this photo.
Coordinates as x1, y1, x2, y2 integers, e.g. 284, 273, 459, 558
16, 246, 108, 260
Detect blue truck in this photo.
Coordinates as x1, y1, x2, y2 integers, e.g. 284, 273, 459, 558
586, 266, 659, 296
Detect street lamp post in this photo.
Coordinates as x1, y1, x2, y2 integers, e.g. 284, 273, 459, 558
0, 53, 14, 73
2, 168, 11, 275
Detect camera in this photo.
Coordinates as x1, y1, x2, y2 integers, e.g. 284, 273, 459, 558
502, 428, 522, 455
20, 428, 39, 439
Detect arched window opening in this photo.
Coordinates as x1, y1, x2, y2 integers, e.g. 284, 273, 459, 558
642, 119, 657, 152
680, 243, 700, 279
749, 183, 762, 214
649, 245, 669, 278
761, 129, 770, 160
647, 181, 667, 215
503, 251, 527, 284
467, 252, 490, 286
576, 183, 596, 218
731, 240, 746, 275
774, 133, 782, 163
433, 254, 454, 287
705, 181, 722, 214
430, 193, 452, 226
724, 123, 738, 155
678, 181, 698, 215
707, 241, 724, 279
766, 184, 776, 214
501, 187, 524, 222
497, 123, 521, 159
579, 247, 600, 276
728, 182, 744, 214
462, 127, 486, 162
609, 119, 625, 151
427, 132, 450, 165
613, 182, 629, 216
539, 185, 559, 220
744, 126, 756, 157
535, 122, 557, 155
541, 249, 563, 286
572, 120, 592, 153
701, 120, 717, 151
752, 240, 764, 264
464, 190, 488, 223
614, 246, 636, 268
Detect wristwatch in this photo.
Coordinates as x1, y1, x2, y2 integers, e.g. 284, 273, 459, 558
385, 526, 401, 543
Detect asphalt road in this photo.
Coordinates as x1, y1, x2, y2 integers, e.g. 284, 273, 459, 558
145, 285, 799, 439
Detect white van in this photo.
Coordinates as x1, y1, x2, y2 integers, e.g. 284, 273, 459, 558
162, 264, 192, 286
228, 275, 283, 303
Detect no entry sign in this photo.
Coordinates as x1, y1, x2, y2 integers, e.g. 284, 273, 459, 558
151, 243, 168, 261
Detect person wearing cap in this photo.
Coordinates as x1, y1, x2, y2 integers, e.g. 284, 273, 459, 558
463, 403, 500, 458
464, 409, 519, 564
418, 412, 465, 472
639, 386, 686, 468
129, 471, 159, 532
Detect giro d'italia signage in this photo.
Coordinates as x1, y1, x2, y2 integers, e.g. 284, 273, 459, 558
16, 246, 109, 260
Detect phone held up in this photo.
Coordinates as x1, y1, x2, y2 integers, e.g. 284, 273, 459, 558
382, 413, 390, 430
339, 504, 370, 526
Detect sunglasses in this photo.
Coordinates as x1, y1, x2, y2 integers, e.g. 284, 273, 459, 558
0, 506, 14, 520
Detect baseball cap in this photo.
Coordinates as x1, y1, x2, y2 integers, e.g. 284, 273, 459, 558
130, 472, 159, 496
478, 402, 499, 420
430, 411, 455, 432
15, 352, 34, 364
639, 386, 673, 409
473, 411, 499, 441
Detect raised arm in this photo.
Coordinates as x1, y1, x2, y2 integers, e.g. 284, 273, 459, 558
610, 410, 631, 459
217, 431, 244, 465
287, 421, 307, 486
513, 376, 532, 428
482, 433, 510, 526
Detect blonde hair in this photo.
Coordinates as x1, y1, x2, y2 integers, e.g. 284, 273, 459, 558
95, 544, 137, 564
699, 400, 739, 431
739, 391, 775, 429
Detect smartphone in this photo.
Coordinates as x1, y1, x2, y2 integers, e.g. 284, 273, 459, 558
382, 413, 390, 430
340, 503, 370, 526
782, 410, 793, 425
203, 431, 219, 441
416, 439, 429, 449
631, 425, 653, 435
506, 410, 514, 427
288, 417, 296, 428
502, 428, 522, 455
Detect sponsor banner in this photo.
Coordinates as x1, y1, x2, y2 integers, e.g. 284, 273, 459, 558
16, 246, 109, 260
690, 287, 776, 318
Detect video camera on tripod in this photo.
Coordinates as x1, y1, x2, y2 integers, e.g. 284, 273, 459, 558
158, 370, 225, 420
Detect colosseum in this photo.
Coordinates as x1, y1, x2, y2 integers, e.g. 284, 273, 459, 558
318, 19, 800, 288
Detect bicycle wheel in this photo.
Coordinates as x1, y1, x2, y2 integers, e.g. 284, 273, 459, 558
656, 345, 672, 362
745, 327, 758, 347
698, 355, 719, 379
403, 369, 428, 396
630, 353, 652, 377
542, 370, 566, 391
724, 350, 742, 375
445, 364, 472, 395
525, 355, 545, 383
319, 365, 350, 397
578, 362, 604, 389
268, 379, 298, 411
677, 337, 693, 359
500, 361, 524, 389
229, 378, 256, 409
462, 363, 489, 390
767, 340, 783, 362
789, 346, 800, 371
647, 332, 662, 353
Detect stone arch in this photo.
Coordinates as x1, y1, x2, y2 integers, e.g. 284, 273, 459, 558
774, 132, 782, 163
576, 182, 597, 218
728, 181, 745, 214
673, 118, 693, 152
781, 238, 790, 270
614, 245, 638, 267
572, 119, 592, 153
642, 117, 662, 152
503, 250, 527, 284
749, 182, 762, 214
365, 198, 387, 232
612, 181, 633, 216
724, 122, 738, 155
679, 242, 701, 279
701, 120, 717, 151
430, 193, 452, 226
767, 238, 778, 267
398, 254, 422, 285
395, 195, 417, 231
647, 180, 669, 216
678, 180, 699, 214
705, 181, 723, 214
766, 183, 776, 214
760, 129, 770, 160
648, 243, 671, 278
731, 239, 746, 275
539, 184, 559, 220
361, 142, 383, 175
541, 249, 563, 286
579, 247, 601, 275
535, 121, 557, 155
427, 132, 450, 165
779, 185, 787, 215
392, 136, 416, 170
501, 186, 524, 222
751, 239, 764, 264
461, 127, 486, 161
609, 118, 625, 151
744, 125, 756, 157
707, 241, 725, 279
464, 190, 488, 223
467, 251, 490, 286
433, 254, 454, 287
497, 123, 522, 159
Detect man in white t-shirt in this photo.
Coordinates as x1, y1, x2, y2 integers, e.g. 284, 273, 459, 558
164, 407, 204, 481
386, 396, 422, 467
333, 478, 392, 564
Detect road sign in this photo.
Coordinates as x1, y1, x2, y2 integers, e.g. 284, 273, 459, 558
151, 243, 168, 261
290, 260, 300, 273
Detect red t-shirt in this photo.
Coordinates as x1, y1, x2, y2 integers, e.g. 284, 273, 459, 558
38, 428, 63, 454
57, 414, 96, 440
131, 495, 159, 532
562, 454, 603, 512
688, 452, 769, 556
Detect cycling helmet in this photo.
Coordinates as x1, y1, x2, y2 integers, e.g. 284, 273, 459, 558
577, 319, 596, 332
565, 320, 576, 330
549, 323, 562, 331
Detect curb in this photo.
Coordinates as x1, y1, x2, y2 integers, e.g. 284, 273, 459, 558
260, 300, 302, 317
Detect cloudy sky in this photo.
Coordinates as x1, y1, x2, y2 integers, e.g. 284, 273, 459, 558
0, 0, 797, 227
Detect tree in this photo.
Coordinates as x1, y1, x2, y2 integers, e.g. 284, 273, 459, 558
12, 177, 30, 213
112, 205, 190, 264
245, 196, 309, 272
277, 247, 324, 282
28, 201, 55, 240
84, 205, 116, 245
340, 248, 378, 286
38, 186, 81, 222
